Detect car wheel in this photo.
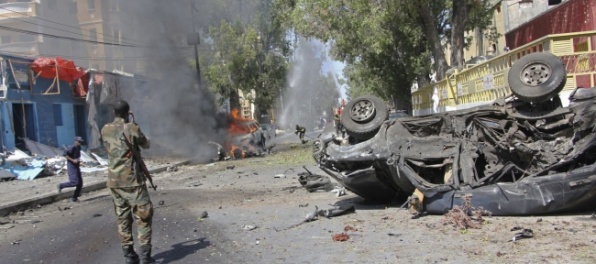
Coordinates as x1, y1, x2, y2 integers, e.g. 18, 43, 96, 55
312, 138, 326, 163
508, 52, 566, 103
342, 95, 388, 140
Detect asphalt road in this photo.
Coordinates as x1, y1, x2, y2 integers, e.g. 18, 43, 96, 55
0, 190, 242, 264
2, 145, 596, 264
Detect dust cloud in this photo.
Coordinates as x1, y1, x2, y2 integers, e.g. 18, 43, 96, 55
117, 0, 228, 162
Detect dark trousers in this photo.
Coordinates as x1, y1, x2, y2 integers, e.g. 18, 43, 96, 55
60, 167, 82, 199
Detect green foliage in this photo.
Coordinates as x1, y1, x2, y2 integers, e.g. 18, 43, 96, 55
201, 0, 291, 116
280, 0, 495, 109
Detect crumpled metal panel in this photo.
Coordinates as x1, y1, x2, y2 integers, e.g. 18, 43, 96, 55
317, 88, 596, 215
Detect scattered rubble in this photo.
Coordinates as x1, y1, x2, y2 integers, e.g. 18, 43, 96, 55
441, 195, 490, 229
1, 139, 108, 181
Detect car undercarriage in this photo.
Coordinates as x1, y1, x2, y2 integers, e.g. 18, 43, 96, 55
314, 52, 596, 215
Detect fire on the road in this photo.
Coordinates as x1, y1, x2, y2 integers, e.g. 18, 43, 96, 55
226, 108, 260, 159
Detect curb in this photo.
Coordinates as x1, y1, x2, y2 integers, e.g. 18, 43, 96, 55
0, 160, 190, 217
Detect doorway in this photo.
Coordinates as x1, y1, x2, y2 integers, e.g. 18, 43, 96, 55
73, 104, 86, 141
12, 103, 37, 151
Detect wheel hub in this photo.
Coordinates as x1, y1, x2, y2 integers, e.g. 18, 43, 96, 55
350, 100, 375, 122
520, 62, 551, 86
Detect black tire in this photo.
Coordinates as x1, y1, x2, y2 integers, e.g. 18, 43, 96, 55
342, 95, 388, 140
312, 138, 325, 163
508, 52, 566, 103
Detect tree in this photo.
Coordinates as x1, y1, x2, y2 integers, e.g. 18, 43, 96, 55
279, 0, 495, 108
202, 0, 290, 119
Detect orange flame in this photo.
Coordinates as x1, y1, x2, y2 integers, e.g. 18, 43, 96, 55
226, 108, 259, 159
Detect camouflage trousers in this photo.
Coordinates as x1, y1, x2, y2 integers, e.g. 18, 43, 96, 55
110, 185, 154, 247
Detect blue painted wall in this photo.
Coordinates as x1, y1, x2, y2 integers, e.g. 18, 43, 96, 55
0, 59, 87, 151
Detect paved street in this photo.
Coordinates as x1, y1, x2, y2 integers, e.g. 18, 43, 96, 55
1, 145, 595, 263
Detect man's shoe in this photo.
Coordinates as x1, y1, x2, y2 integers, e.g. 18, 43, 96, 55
139, 245, 156, 264
123, 245, 140, 264
71, 198, 79, 202
57, 184, 61, 194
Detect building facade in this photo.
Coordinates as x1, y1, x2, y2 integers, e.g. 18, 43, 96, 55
0, 53, 87, 151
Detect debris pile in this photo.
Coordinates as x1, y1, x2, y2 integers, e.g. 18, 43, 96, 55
0, 139, 108, 181
297, 166, 341, 192
441, 195, 491, 229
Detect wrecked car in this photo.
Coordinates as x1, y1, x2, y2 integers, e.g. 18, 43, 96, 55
314, 52, 596, 216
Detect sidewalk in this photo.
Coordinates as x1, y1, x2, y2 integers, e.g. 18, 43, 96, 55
0, 159, 190, 216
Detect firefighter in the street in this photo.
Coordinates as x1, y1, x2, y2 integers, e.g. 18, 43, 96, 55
101, 100, 155, 264
295, 124, 306, 144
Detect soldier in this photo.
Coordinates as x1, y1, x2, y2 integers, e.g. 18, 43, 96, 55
101, 100, 155, 264
57, 136, 84, 202
295, 124, 306, 144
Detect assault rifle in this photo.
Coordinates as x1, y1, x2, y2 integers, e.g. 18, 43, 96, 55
121, 133, 157, 191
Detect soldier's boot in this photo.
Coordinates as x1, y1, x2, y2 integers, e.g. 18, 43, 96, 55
139, 245, 156, 264
122, 245, 140, 264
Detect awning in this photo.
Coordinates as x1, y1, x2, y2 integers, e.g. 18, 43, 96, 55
30, 57, 85, 83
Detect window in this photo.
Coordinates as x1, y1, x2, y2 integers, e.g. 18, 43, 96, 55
6, 60, 31, 90
112, 28, 121, 44
69, 1, 78, 14
89, 28, 97, 45
19, 34, 34, 42
53, 104, 63, 126
87, 0, 95, 11
1, 35, 10, 44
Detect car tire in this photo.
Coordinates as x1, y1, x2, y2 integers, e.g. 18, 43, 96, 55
342, 95, 388, 140
508, 52, 566, 103
312, 138, 326, 163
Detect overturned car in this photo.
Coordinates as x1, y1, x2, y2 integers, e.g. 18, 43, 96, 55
314, 52, 596, 216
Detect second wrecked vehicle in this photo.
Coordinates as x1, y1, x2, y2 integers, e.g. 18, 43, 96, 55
314, 52, 596, 216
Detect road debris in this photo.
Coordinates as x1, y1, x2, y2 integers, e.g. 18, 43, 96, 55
276, 206, 319, 231
441, 195, 490, 229
200, 211, 208, 219
298, 166, 340, 192
316, 204, 356, 218
241, 225, 257, 231
509, 228, 534, 242
158, 200, 165, 206
92, 213, 102, 217
344, 225, 358, 232
332, 233, 349, 242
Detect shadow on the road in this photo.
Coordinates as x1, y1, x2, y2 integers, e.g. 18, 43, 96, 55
153, 237, 210, 263
333, 196, 404, 211
82, 194, 111, 203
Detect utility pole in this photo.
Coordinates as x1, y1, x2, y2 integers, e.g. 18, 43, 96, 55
189, 0, 201, 83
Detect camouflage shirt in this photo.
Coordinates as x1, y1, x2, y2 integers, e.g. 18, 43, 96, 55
101, 117, 150, 188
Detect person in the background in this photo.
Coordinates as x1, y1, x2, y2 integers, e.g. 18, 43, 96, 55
295, 124, 306, 144
57, 136, 84, 202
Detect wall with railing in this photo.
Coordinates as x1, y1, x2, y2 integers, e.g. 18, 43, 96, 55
412, 31, 596, 116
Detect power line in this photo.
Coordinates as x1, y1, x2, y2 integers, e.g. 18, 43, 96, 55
0, 12, 140, 47
0, 24, 141, 47
0, 6, 144, 46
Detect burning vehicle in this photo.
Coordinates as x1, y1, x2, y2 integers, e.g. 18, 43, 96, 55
314, 52, 596, 216
226, 109, 269, 159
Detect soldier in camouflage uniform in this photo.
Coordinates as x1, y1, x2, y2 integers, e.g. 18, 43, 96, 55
101, 100, 155, 264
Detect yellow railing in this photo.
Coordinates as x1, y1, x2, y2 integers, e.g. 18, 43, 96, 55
412, 31, 596, 113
